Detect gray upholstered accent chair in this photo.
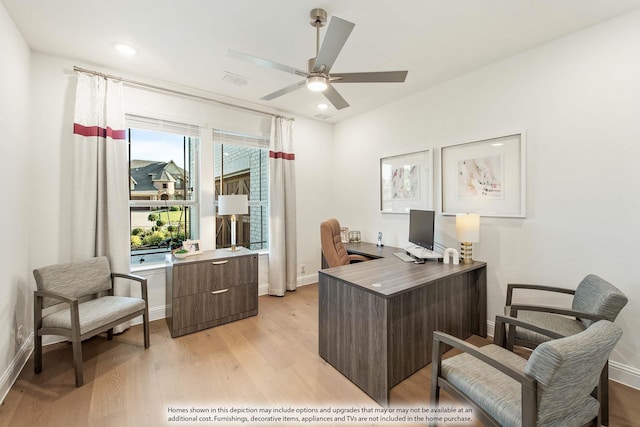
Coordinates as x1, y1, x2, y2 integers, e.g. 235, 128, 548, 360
502, 274, 628, 425
320, 218, 369, 268
430, 318, 622, 427
33, 256, 150, 387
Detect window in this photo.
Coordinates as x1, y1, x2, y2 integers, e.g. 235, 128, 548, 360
213, 130, 269, 251
127, 116, 199, 265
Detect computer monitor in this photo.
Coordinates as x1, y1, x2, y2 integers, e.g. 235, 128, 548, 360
408, 209, 435, 251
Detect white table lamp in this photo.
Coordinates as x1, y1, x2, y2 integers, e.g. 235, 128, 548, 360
456, 213, 480, 264
218, 194, 248, 251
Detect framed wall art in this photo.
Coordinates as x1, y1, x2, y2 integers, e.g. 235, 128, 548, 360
380, 149, 433, 214
441, 132, 526, 217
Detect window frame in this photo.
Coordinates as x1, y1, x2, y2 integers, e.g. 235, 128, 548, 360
213, 129, 270, 251
126, 116, 201, 267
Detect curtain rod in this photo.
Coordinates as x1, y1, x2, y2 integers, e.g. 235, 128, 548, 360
73, 65, 294, 121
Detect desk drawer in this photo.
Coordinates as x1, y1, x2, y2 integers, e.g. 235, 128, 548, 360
173, 255, 257, 297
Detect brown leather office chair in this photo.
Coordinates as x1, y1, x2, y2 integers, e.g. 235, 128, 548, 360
320, 218, 369, 268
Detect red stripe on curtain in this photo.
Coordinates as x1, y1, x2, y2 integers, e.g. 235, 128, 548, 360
269, 151, 295, 160
73, 123, 126, 140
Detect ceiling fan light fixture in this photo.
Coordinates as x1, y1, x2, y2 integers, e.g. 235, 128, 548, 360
306, 75, 328, 91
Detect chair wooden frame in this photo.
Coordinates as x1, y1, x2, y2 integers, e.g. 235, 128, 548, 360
34, 271, 150, 387
505, 283, 611, 424
430, 315, 601, 427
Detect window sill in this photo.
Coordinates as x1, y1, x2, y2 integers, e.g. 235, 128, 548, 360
130, 262, 166, 273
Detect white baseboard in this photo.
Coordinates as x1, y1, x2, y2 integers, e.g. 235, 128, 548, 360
609, 360, 640, 390
148, 305, 167, 323
485, 320, 639, 390
0, 333, 33, 405
258, 272, 319, 296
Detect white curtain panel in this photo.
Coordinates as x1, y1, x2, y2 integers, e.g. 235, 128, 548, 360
71, 73, 131, 331
268, 117, 297, 296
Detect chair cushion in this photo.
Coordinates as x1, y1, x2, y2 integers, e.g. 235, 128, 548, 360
34, 257, 113, 308
42, 296, 145, 335
573, 274, 628, 327
442, 343, 602, 427
441, 344, 527, 427
505, 307, 586, 345
525, 320, 622, 425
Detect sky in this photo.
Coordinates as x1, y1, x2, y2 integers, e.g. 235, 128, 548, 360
129, 128, 186, 168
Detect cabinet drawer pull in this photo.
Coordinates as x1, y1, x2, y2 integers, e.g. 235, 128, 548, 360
210, 289, 229, 295
211, 260, 229, 265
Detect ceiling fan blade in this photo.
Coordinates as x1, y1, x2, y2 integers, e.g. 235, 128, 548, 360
331, 70, 408, 83
313, 16, 355, 73
227, 49, 308, 77
323, 84, 350, 110
260, 80, 306, 101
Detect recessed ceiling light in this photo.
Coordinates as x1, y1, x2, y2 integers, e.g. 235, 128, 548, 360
115, 43, 137, 56
317, 103, 329, 110
491, 143, 504, 147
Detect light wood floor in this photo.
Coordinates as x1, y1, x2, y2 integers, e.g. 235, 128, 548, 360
1, 284, 638, 426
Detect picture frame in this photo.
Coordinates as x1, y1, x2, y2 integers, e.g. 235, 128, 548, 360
182, 239, 202, 255
380, 149, 433, 214
441, 132, 526, 217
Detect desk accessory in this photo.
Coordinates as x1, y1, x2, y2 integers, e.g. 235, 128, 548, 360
443, 248, 460, 265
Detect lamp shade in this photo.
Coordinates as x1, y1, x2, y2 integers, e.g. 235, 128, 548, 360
218, 194, 248, 215
456, 213, 480, 243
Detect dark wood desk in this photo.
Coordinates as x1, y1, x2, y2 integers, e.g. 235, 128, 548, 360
318, 242, 486, 405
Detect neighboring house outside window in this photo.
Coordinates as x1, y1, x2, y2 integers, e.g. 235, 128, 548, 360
127, 116, 199, 266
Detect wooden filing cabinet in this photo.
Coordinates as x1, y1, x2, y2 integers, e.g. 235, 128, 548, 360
166, 249, 258, 337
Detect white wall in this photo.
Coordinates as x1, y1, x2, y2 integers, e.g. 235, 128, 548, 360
23, 53, 334, 322
332, 10, 640, 387
0, 2, 32, 400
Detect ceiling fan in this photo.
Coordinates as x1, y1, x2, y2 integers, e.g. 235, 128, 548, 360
227, 8, 408, 110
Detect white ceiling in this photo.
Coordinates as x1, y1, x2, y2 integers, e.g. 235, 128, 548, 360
4, 0, 640, 123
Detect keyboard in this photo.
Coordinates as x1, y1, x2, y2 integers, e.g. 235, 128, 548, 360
393, 252, 415, 262
406, 246, 443, 259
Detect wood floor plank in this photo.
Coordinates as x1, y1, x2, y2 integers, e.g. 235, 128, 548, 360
1, 283, 638, 427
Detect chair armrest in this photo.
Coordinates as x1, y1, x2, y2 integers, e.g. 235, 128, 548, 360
433, 331, 535, 389
508, 304, 606, 322
111, 272, 148, 302
506, 283, 575, 305
493, 315, 566, 348
33, 290, 81, 332
347, 254, 369, 263
34, 289, 78, 305
112, 272, 146, 283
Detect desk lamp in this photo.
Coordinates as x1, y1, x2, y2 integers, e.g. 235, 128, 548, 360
456, 213, 480, 264
218, 194, 248, 251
